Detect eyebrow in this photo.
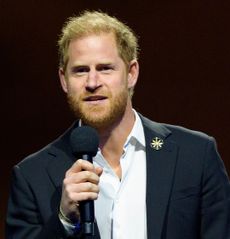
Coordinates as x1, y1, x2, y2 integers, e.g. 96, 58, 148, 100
96, 63, 115, 67
70, 65, 90, 73
70, 63, 115, 70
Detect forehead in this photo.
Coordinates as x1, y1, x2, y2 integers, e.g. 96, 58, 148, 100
68, 33, 119, 58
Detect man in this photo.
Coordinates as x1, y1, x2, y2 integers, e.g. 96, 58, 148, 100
6, 11, 230, 239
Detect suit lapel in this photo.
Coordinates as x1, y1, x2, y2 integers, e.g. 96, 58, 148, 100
47, 148, 74, 194
141, 116, 178, 239
46, 122, 77, 193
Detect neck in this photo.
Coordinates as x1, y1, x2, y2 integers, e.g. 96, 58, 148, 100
99, 105, 135, 147
97, 103, 135, 173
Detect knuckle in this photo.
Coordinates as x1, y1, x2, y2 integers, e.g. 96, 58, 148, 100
87, 182, 93, 190
68, 192, 75, 200
84, 171, 91, 178
79, 192, 98, 201
90, 192, 98, 200
95, 186, 100, 193
65, 184, 71, 193
65, 170, 70, 177
95, 176, 100, 184
75, 160, 81, 168
65, 185, 73, 197
77, 159, 83, 164
63, 178, 69, 187
79, 193, 88, 201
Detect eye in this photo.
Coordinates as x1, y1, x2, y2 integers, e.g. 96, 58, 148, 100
71, 66, 90, 75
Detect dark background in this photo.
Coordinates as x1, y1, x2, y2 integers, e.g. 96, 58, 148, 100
1, 1, 230, 238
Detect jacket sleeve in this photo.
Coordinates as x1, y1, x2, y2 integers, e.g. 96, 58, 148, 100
200, 137, 230, 239
5, 165, 80, 239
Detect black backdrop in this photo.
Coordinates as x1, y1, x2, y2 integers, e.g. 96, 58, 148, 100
1, 1, 230, 237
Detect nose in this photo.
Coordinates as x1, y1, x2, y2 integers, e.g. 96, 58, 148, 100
85, 68, 101, 92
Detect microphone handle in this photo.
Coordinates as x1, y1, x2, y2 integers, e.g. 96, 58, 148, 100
80, 154, 95, 236
82, 154, 93, 163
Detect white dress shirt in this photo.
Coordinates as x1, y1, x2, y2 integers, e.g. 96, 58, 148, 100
93, 110, 147, 239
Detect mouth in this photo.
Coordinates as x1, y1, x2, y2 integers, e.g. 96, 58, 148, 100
83, 95, 108, 103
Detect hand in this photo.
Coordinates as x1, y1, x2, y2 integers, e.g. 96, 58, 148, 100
60, 159, 103, 222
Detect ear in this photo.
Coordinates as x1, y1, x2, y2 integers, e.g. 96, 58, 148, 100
127, 60, 139, 89
59, 68, 68, 93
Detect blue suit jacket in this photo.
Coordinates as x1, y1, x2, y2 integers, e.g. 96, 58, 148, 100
6, 115, 230, 239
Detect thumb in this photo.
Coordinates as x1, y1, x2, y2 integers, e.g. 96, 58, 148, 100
95, 167, 103, 177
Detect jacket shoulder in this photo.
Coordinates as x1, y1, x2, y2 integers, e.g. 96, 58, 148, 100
140, 114, 214, 143
16, 121, 77, 171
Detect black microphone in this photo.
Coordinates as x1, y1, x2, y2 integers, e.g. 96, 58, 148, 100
70, 126, 99, 236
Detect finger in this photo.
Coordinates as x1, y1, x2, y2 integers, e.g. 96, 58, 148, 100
95, 167, 103, 177
68, 191, 99, 202
66, 159, 95, 177
63, 182, 99, 203
67, 182, 100, 194
64, 170, 100, 185
65, 160, 83, 177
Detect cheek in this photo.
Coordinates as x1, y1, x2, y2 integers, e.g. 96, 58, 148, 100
66, 80, 83, 94
108, 73, 128, 89
69, 88, 81, 98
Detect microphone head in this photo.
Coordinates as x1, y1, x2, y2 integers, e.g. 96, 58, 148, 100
70, 126, 99, 157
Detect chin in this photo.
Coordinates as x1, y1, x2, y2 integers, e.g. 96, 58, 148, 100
81, 112, 114, 129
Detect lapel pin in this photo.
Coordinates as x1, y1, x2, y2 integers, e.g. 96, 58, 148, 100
150, 137, 164, 150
